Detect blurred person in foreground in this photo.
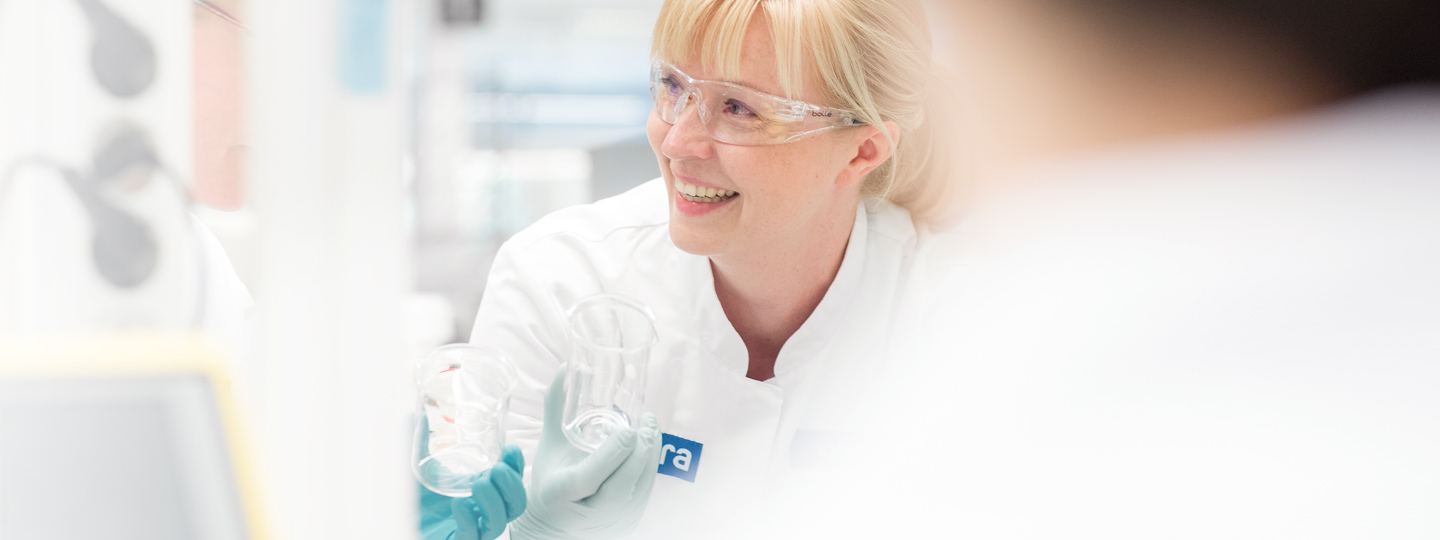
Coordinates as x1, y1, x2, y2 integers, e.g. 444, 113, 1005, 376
190, 0, 253, 353
776, 1, 1440, 538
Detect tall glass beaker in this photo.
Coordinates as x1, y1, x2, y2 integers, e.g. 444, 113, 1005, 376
411, 344, 517, 497
562, 294, 657, 453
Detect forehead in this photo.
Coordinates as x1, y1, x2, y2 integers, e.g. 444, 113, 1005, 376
670, 15, 816, 102
653, 1, 821, 103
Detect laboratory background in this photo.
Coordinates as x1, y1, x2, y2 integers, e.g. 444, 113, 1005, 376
9, 0, 1438, 538
0, 0, 715, 537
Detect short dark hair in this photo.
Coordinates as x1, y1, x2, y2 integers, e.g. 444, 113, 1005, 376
1073, 0, 1440, 95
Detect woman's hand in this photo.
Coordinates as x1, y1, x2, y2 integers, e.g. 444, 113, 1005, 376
420, 446, 527, 540
508, 369, 663, 540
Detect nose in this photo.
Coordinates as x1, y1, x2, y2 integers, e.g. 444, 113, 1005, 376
660, 91, 714, 161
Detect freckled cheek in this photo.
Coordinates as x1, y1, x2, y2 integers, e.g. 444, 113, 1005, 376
715, 146, 813, 209
773, 146, 826, 191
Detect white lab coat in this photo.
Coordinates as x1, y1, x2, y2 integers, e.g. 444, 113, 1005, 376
860, 87, 1440, 539
189, 213, 253, 367
469, 178, 956, 538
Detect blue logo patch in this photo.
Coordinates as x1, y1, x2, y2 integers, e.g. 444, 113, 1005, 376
657, 433, 703, 483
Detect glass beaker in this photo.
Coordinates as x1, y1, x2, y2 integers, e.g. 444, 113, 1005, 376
562, 294, 658, 453
411, 344, 517, 497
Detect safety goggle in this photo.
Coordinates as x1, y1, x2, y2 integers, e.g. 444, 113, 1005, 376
192, 0, 247, 31
650, 60, 866, 146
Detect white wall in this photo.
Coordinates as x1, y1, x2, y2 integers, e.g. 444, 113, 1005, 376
246, 0, 415, 538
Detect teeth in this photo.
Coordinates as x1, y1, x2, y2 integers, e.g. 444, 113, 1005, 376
675, 179, 739, 203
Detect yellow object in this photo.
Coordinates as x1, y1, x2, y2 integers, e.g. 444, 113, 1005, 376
0, 333, 269, 540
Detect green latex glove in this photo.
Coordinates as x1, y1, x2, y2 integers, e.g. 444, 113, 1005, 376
419, 443, 527, 540
508, 369, 662, 540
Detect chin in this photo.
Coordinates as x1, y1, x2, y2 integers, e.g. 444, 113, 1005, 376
667, 220, 726, 256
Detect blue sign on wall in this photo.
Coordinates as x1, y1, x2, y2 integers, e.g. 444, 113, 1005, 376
340, 0, 387, 93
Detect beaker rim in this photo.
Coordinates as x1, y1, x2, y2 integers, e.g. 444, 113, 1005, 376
565, 293, 659, 353
414, 343, 518, 395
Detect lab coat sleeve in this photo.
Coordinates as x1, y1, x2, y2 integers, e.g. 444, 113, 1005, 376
468, 236, 608, 481
190, 214, 254, 379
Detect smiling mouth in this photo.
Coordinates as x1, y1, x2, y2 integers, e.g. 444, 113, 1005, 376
675, 178, 739, 203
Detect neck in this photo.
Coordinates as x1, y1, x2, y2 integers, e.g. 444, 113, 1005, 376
711, 197, 858, 380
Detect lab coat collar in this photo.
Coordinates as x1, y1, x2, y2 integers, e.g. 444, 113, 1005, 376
694, 258, 749, 377
687, 203, 871, 379
773, 203, 868, 377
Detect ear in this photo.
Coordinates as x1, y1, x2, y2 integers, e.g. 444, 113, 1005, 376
836, 121, 900, 187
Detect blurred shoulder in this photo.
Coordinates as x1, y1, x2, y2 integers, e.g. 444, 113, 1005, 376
500, 178, 670, 255
862, 197, 968, 273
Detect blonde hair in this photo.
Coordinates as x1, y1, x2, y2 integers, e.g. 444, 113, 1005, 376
652, 0, 954, 223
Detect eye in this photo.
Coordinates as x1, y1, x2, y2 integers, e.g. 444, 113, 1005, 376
721, 99, 757, 118
661, 75, 683, 97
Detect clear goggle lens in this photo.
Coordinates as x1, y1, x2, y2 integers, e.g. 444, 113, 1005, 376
649, 61, 865, 146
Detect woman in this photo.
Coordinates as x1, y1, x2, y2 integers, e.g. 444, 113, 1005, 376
426, 0, 954, 538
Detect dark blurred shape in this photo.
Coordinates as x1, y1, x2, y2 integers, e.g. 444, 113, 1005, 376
85, 126, 163, 289
441, 0, 485, 27
92, 124, 160, 188
17, 125, 167, 289
85, 188, 159, 290
74, 0, 156, 98
57, 165, 158, 290
1062, 0, 1440, 95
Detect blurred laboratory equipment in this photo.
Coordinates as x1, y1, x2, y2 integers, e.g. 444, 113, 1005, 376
411, 1, 662, 342
562, 293, 656, 453
0, 337, 260, 540
412, 343, 518, 497
0, 0, 202, 334
4, 123, 189, 291
77, 0, 157, 98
